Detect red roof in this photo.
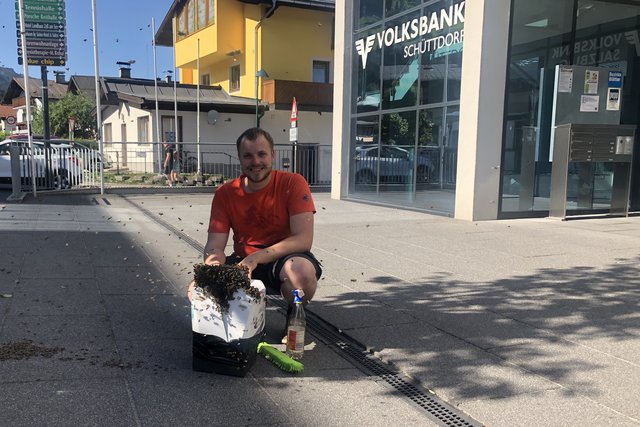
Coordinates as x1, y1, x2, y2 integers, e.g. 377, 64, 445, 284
0, 104, 16, 119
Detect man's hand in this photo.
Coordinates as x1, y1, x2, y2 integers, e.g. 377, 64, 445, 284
204, 232, 230, 265
238, 252, 262, 278
187, 281, 195, 302
204, 250, 225, 266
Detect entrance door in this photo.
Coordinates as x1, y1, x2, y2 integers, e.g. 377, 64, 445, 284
501, 0, 640, 217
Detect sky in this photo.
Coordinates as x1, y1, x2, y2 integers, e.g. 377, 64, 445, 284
0, 0, 175, 80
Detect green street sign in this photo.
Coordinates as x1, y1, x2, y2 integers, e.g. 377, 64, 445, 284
19, 21, 65, 31
16, 0, 68, 65
15, 2, 64, 13
18, 56, 66, 66
15, 10, 65, 23
18, 29, 66, 40
23, 0, 65, 4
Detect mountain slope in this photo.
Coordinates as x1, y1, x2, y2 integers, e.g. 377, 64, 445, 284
0, 67, 21, 101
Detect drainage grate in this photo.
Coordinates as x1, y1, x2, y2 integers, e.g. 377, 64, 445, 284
268, 295, 481, 427
123, 196, 481, 427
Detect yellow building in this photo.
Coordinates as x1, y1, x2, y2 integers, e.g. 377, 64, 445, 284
155, 0, 335, 129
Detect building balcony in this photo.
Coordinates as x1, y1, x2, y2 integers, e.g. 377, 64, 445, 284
261, 80, 333, 112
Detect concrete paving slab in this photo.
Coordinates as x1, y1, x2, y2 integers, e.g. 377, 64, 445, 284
407, 305, 558, 351
492, 338, 640, 419
95, 266, 174, 295
0, 252, 22, 285
0, 207, 39, 222
308, 290, 418, 330
103, 294, 190, 341
348, 324, 560, 405
7, 278, 105, 316
0, 231, 33, 249
459, 388, 640, 427
16, 232, 94, 279
117, 337, 194, 374
4, 191, 640, 426
0, 220, 37, 231
0, 315, 120, 382
0, 378, 137, 427
254, 370, 439, 426
559, 334, 640, 365
127, 373, 289, 426
83, 232, 159, 268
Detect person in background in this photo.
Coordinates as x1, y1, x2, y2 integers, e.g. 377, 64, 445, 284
188, 127, 322, 340
171, 147, 181, 185
163, 142, 176, 186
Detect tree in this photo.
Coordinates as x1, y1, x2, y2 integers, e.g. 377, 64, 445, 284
30, 92, 96, 139
381, 112, 410, 145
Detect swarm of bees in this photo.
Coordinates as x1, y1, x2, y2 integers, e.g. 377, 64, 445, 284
193, 264, 261, 313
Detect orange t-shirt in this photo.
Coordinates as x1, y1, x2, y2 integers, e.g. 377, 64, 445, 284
208, 170, 316, 257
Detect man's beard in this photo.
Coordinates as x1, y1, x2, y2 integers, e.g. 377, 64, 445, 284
245, 166, 272, 184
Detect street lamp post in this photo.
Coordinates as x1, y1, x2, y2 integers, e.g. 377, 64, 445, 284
152, 17, 162, 175
196, 38, 201, 177
171, 18, 179, 172
91, 0, 104, 194
255, 69, 268, 128
253, 1, 277, 128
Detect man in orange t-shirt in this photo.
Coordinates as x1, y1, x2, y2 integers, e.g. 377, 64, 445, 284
189, 128, 322, 314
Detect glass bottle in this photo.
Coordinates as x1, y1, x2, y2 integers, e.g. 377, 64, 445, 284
286, 289, 306, 360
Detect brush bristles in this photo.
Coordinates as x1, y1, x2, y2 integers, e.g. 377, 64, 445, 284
257, 342, 304, 374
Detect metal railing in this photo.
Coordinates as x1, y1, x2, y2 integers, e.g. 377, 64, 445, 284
101, 141, 332, 187
5, 142, 102, 191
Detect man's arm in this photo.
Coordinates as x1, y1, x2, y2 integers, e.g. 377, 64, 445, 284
187, 232, 228, 302
203, 232, 230, 265
239, 211, 314, 272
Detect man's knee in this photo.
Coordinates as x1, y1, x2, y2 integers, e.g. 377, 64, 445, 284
279, 257, 317, 303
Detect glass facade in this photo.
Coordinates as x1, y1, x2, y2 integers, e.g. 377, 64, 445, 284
346, 0, 640, 219
501, 0, 640, 217
350, 0, 465, 215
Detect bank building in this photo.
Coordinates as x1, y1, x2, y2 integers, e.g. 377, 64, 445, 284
331, 0, 640, 220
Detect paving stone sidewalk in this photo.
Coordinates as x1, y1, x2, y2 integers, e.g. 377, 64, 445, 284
2, 190, 640, 426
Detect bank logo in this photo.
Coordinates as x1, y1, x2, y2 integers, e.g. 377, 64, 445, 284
353, 1, 465, 70
355, 35, 376, 69
624, 30, 640, 56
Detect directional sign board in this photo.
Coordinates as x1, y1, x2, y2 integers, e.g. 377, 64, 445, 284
15, 0, 67, 67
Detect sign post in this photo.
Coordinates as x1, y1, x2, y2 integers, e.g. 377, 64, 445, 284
289, 97, 298, 174
15, 0, 68, 67
68, 116, 75, 141
6, 116, 17, 128
16, 0, 36, 196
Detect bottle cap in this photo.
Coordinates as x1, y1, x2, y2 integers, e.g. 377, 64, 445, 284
292, 289, 304, 304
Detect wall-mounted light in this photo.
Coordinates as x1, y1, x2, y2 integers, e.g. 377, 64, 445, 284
226, 50, 241, 62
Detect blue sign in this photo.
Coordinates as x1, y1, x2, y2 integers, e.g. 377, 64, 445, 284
608, 71, 623, 88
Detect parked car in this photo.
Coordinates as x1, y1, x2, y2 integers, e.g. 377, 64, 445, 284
70, 141, 112, 169
354, 145, 433, 185
0, 138, 85, 189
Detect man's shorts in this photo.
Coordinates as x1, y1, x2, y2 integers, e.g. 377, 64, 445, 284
225, 252, 322, 295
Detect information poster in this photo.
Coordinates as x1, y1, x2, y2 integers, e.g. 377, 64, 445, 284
584, 70, 599, 94
558, 66, 573, 93
607, 88, 620, 111
580, 95, 599, 112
